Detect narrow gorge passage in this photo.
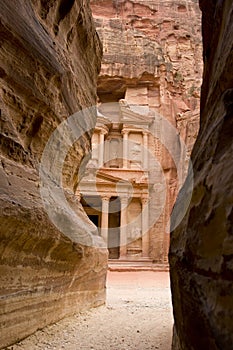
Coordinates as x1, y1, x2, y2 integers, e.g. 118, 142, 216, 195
9, 272, 173, 350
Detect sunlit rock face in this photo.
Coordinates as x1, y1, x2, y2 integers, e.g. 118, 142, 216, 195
0, 0, 108, 348
170, 1, 233, 349
90, 0, 202, 262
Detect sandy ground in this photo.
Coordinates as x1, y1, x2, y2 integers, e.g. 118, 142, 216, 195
8, 271, 173, 350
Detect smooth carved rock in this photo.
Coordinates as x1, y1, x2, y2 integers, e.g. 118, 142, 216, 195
170, 1, 233, 349
0, 1, 107, 348
91, 0, 202, 262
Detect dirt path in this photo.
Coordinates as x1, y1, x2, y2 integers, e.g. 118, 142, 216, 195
9, 271, 173, 350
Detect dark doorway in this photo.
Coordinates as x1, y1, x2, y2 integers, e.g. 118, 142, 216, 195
108, 197, 121, 259
81, 196, 102, 235
89, 215, 99, 227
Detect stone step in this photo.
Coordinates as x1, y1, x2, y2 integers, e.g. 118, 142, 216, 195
108, 259, 169, 272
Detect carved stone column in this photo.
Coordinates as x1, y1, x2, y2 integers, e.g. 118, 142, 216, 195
122, 130, 129, 168
99, 130, 105, 167
101, 195, 110, 247
120, 196, 128, 258
141, 197, 150, 258
143, 131, 149, 170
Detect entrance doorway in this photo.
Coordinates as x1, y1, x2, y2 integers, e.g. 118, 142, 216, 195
89, 215, 99, 227
108, 197, 121, 259
81, 196, 102, 236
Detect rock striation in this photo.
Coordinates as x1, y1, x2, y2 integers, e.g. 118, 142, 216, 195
90, 0, 203, 262
170, 1, 233, 349
0, 0, 108, 348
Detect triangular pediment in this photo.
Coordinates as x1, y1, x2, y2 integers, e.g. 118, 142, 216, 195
79, 169, 129, 186
96, 114, 112, 126
120, 105, 154, 126
96, 170, 128, 184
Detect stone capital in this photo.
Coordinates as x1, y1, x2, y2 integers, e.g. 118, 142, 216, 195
100, 129, 107, 135
96, 126, 108, 136
141, 197, 149, 205
101, 195, 111, 202
121, 129, 129, 136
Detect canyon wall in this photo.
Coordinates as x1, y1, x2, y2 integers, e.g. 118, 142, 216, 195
0, 0, 108, 348
90, 0, 202, 262
170, 1, 233, 349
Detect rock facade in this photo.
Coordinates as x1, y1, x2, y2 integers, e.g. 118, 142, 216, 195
0, 0, 108, 348
170, 1, 233, 349
90, 0, 202, 262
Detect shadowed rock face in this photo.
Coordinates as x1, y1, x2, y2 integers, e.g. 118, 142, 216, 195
0, 0, 108, 348
170, 1, 233, 349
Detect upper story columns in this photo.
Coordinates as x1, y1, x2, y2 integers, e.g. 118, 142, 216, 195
122, 129, 129, 169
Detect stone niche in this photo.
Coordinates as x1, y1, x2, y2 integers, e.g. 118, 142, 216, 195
170, 1, 233, 349
0, 0, 108, 348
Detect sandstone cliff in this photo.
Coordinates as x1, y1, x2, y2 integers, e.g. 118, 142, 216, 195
170, 1, 233, 349
90, 0, 202, 262
0, 1, 108, 348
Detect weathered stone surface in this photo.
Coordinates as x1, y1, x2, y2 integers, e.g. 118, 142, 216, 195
170, 1, 233, 349
0, 0, 108, 348
90, 0, 202, 262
